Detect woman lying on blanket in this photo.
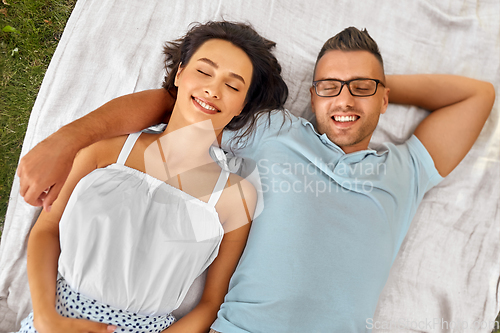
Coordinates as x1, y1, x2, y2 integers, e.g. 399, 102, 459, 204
19, 21, 288, 333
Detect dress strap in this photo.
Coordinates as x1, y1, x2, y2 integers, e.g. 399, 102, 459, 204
116, 132, 141, 165
208, 169, 230, 206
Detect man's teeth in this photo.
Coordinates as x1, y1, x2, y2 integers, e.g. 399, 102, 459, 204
333, 115, 357, 122
195, 97, 217, 111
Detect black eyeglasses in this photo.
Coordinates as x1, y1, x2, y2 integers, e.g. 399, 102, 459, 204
312, 78, 385, 97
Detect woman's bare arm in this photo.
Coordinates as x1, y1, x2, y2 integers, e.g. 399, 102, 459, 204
27, 142, 119, 333
164, 177, 257, 333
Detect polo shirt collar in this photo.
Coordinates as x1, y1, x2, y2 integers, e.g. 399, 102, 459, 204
300, 118, 388, 163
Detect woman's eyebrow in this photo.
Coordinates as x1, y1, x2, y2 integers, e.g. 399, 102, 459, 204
197, 57, 246, 84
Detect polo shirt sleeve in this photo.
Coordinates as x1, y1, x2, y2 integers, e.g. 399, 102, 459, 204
391, 135, 443, 248
406, 135, 443, 196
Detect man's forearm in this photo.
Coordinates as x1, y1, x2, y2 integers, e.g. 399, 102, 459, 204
57, 88, 175, 151
386, 74, 493, 111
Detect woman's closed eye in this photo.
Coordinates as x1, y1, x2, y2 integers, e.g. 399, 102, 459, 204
197, 68, 240, 91
226, 84, 239, 91
197, 69, 211, 76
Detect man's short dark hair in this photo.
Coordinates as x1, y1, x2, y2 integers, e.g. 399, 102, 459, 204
314, 27, 384, 77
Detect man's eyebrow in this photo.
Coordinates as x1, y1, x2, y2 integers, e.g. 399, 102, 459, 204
316, 76, 383, 82
197, 57, 246, 84
316, 76, 365, 81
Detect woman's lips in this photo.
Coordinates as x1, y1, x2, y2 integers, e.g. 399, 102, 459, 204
192, 96, 219, 114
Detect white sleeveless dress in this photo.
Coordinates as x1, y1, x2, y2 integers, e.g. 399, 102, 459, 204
20, 132, 229, 332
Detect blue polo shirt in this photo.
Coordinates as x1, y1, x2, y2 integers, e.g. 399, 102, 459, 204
212, 111, 443, 333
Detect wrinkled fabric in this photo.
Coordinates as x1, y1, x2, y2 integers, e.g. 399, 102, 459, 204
1, 1, 499, 332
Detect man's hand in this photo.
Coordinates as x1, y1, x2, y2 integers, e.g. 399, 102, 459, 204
17, 134, 78, 212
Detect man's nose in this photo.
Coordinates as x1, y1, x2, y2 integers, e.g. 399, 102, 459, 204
334, 85, 355, 108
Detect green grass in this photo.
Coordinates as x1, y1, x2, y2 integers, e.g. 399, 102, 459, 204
494, 313, 500, 333
0, 0, 76, 238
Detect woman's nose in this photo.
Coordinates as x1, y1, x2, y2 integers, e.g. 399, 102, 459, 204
204, 82, 220, 99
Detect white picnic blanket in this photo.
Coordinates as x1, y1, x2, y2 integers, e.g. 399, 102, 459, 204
1, 1, 499, 332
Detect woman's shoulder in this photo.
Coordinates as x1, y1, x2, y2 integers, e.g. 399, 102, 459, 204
227, 173, 256, 196
92, 131, 162, 168
217, 172, 257, 231
80, 135, 129, 168
209, 146, 256, 199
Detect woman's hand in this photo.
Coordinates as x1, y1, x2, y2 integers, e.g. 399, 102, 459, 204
33, 312, 117, 333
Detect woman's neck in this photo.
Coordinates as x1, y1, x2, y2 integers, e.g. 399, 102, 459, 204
156, 115, 221, 176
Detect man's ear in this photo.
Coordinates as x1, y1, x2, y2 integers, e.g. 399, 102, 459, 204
174, 63, 183, 87
380, 87, 390, 114
309, 86, 316, 114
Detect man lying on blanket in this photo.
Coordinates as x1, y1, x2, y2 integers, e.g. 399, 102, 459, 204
18, 27, 494, 332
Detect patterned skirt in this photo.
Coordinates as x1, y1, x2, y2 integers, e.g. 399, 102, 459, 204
19, 278, 176, 333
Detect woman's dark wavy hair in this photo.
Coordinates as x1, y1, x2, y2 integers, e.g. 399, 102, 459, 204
162, 21, 288, 142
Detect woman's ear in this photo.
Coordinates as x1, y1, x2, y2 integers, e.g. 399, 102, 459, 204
174, 63, 183, 87
236, 106, 244, 116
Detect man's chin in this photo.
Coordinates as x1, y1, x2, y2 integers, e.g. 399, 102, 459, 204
325, 133, 352, 148
325, 133, 364, 150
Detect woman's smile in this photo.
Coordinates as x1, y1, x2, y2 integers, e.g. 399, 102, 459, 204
172, 39, 253, 132
192, 96, 220, 114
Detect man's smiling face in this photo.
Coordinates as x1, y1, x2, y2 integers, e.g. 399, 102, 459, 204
310, 50, 389, 153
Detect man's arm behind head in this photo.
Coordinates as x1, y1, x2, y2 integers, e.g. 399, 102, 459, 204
387, 74, 495, 177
